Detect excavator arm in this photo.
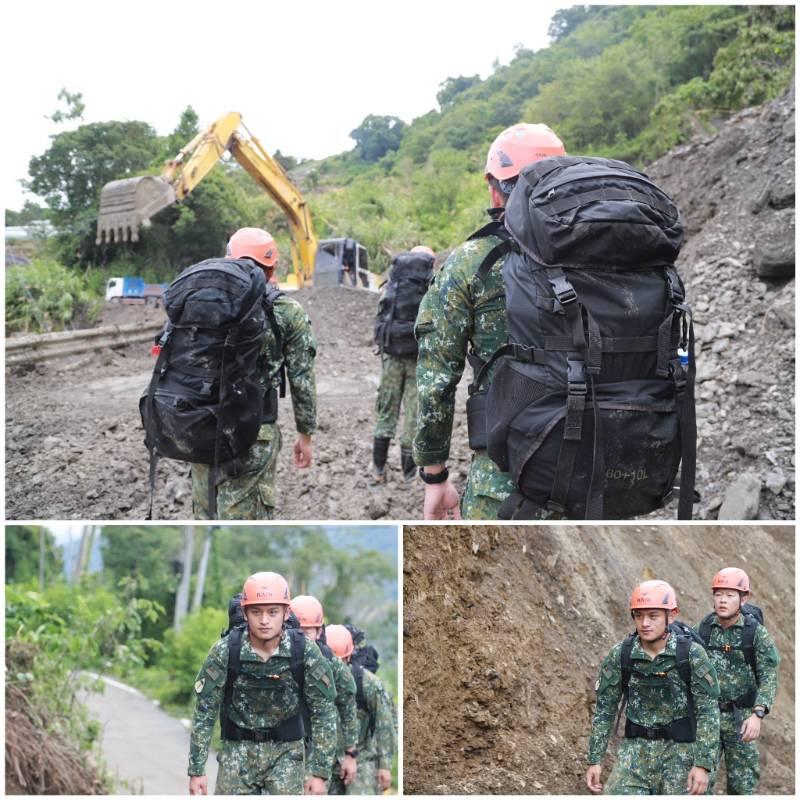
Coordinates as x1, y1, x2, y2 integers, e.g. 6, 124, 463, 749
95, 112, 316, 288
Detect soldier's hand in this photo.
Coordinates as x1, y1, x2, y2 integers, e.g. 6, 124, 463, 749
378, 769, 392, 791
340, 754, 357, 785
189, 775, 208, 795
686, 766, 709, 795
304, 776, 327, 794
585, 765, 603, 794
740, 714, 762, 743
293, 434, 313, 468
423, 480, 461, 520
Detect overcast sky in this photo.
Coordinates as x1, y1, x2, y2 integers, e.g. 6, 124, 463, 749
3, 0, 565, 211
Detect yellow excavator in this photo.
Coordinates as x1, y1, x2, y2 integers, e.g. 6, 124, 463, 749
96, 111, 371, 289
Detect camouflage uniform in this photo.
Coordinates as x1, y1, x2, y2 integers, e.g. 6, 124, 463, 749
188, 629, 337, 794
693, 614, 780, 794
312, 653, 359, 787
414, 229, 515, 518
191, 295, 317, 519
329, 668, 395, 795
374, 354, 418, 448
588, 633, 720, 795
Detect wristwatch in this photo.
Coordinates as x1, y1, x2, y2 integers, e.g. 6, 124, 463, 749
754, 707, 766, 719
345, 748, 359, 758
419, 466, 449, 484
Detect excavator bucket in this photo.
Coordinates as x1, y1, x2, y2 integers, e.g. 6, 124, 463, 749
95, 176, 176, 244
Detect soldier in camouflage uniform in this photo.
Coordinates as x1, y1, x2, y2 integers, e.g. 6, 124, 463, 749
372, 245, 436, 484
586, 580, 720, 795
693, 567, 780, 795
414, 124, 566, 519
188, 572, 337, 795
192, 228, 316, 520
289, 595, 360, 790
326, 625, 396, 795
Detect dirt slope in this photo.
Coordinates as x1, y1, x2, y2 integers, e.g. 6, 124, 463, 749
403, 525, 794, 794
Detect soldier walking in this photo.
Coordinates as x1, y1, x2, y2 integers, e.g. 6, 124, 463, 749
585, 580, 720, 795
188, 572, 337, 795
694, 567, 780, 794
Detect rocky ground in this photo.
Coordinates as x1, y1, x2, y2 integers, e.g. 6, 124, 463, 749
403, 525, 795, 794
4, 90, 794, 521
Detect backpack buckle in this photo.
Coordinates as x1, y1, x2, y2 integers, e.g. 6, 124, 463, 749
567, 359, 587, 395
722, 644, 732, 653
550, 276, 578, 305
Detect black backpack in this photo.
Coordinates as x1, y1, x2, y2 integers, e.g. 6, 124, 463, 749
374, 251, 434, 357
351, 662, 377, 739
472, 156, 696, 520
618, 621, 706, 742
140, 257, 284, 518
219, 594, 307, 742
697, 603, 763, 707
344, 624, 380, 673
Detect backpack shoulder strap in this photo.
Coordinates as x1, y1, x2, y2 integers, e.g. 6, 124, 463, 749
467, 219, 516, 282
353, 663, 365, 710
620, 634, 635, 695
697, 612, 714, 645
741, 614, 759, 673
221, 627, 244, 736
288, 628, 306, 690
675, 636, 692, 688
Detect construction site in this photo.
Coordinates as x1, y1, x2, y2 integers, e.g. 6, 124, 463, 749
403, 524, 795, 794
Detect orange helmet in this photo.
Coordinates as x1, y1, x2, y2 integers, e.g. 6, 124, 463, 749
712, 567, 750, 594
485, 123, 566, 182
240, 571, 291, 607
325, 624, 354, 659
630, 580, 678, 611
290, 595, 324, 627
227, 227, 278, 269
410, 245, 435, 258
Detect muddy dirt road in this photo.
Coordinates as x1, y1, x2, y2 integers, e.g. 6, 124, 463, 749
81, 673, 217, 794
4, 277, 791, 520
403, 525, 795, 795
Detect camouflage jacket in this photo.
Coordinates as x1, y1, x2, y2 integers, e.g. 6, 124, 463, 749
331, 653, 359, 754
693, 614, 780, 710
188, 629, 337, 779
588, 633, 720, 770
413, 226, 514, 497
355, 667, 396, 770
261, 294, 317, 436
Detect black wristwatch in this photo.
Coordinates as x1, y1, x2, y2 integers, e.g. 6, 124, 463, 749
345, 748, 358, 758
754, 707, 766, 719
419, 466, 449, 484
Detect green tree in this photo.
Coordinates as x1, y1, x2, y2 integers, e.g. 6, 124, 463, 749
5, 200, 49, 226
5, 527, 64, 584
46, 88, 85, 124
350, 115, 407, 162
436, 74, 481, 109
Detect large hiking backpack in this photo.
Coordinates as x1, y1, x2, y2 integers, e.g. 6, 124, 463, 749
220, 594, 307, 742
697, 603, 763, 707
472, 156, 696, 520
619, 621, 706, 742
140, 258, 284, 518
374, 252, 434, 357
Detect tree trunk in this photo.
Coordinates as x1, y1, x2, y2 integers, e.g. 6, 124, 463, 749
72, 526, 92, 583
192, 528, 213, 612
174, 525, 195, 631
38, 528, 45, 590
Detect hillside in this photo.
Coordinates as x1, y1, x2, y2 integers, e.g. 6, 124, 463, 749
404, 525, 794, 794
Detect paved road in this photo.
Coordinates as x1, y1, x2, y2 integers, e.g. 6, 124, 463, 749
81, 673, 217, 795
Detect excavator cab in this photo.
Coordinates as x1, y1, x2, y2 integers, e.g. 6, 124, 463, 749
314, 238, 373, 289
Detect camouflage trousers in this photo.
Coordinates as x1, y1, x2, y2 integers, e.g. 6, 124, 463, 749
374, 354, 417, 448
712, 708, 760, 795
346, 755, 379, 795
214, 739, 304, 794
191, 424, 281, 520
604, 738, 703, 795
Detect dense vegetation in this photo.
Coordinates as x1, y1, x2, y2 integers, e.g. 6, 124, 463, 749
5, 526, 398, 790
6, 5, 794, 331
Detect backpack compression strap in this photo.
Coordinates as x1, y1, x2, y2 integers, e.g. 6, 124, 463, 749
468, 219, 517, 282
144, 324, 172, 519
352, 663, 377, 739
264, 285, 287, 399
